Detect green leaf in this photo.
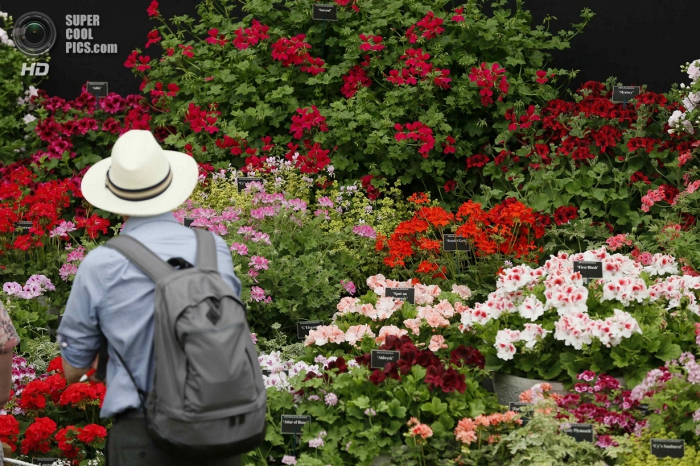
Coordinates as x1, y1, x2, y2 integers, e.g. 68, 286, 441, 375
386, 399, 407, 418
656, 339, 682, 361
420, 396, 447, 416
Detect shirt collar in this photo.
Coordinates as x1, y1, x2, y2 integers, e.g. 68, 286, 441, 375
121, 212, 178, 234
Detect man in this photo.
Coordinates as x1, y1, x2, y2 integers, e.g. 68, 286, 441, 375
58, 129, 242, 465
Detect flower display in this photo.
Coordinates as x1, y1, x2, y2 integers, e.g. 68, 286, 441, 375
472, 247, 700, 384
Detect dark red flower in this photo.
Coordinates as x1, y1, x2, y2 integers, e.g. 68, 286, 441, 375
450, 345, 485, 369
553, 205, 578, 226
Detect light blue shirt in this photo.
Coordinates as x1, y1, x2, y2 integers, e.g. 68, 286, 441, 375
57, 212, 241, 417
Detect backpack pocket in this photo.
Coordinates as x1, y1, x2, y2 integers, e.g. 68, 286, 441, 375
181, 322, 258, 413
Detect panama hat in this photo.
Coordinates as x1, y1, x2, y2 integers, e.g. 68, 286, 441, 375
81, 130, 198, 217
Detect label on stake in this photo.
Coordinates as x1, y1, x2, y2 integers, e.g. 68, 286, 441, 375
33, 460, 61, 466
370, 350, 400, 369
237, 177, 263, 192
312, 4, 338, 21
14, 221, 33, 233
508, 402, 529, 413
651, 439, 685, 458
611, 86, 641, 103
87, 81, 109, 98
509, 402, 531, 425
573, 261, 603, 278
443, 234, 470, 251
281, 415, 312, 434
297, 321, 323, 340
385, 287, 415, 304
563, 424, 595, 442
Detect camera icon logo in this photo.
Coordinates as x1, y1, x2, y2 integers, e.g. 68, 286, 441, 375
13, 11, 57, 57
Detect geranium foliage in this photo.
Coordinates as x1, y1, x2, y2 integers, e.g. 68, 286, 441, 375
127, 0, 593, 195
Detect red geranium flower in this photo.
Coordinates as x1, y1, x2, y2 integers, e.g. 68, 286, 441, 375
75, 214, 110, 239
20, 417, 56, 455
19, 380, 50, 411
146, 0, 159, 17
77, 424, 108, 444
56, 426, 80, 459
0, 415, 20, 452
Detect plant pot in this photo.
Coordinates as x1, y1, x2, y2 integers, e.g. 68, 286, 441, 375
492, 372, 626, 406
492, 372, 568, 406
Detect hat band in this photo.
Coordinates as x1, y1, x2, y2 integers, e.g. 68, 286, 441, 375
105, 168, 173, 201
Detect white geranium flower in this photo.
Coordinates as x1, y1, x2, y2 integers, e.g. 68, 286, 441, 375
23, 114, 36, 124
688, 59, 700, 82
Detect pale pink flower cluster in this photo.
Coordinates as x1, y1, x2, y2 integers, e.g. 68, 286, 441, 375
230, 242, 248, 256
451, 284, 472, 299
249, 286, 272, 303
248, 255, 269, 270
49, 220, 77, 239
601, 277, 649, 306
679, 151, 694, 167
494, 329, 521, 360
642, 253, 679, 276
641, 185, 675, 212
459, 304, 488, 327
470, 248, 692, 358
417, 300, 455, 328
498, 265, 538, 292
344, 325, 375, 345
375, 325, 408, 345
544, 283, 588, 315
429, 335, 448, 352
174, 206, 239, 235
60, 244, 86, 282
605, 234, 632, 251
365, 274, 443, 305
403, 318, 422, 335
250, 205, 279, 220
686, 179, 700, 195
366, 274, 412, 294
305, 325, 346, 346
258, 351, 321, 392
553, 309, 641, 350
518, 295, 545, 321
352, 225, 377, 239
3, 275, 55, 300
333, 296, 403, 321
460, 288, 519, 328
494, 325, 550, 359
648, 275, 700, 314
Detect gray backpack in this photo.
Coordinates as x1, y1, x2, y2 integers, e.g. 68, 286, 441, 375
104, 228, 266, 458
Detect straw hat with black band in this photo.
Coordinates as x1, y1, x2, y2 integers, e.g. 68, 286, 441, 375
81, 130, 198, 217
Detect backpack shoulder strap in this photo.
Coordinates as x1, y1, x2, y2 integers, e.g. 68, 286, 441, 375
104, 235, 174, 282
194, 228, 218, 270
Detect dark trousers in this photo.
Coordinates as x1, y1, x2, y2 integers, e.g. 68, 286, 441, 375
107, 411, 241, 466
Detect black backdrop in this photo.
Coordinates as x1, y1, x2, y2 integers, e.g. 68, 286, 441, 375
3, 0, 697, 98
